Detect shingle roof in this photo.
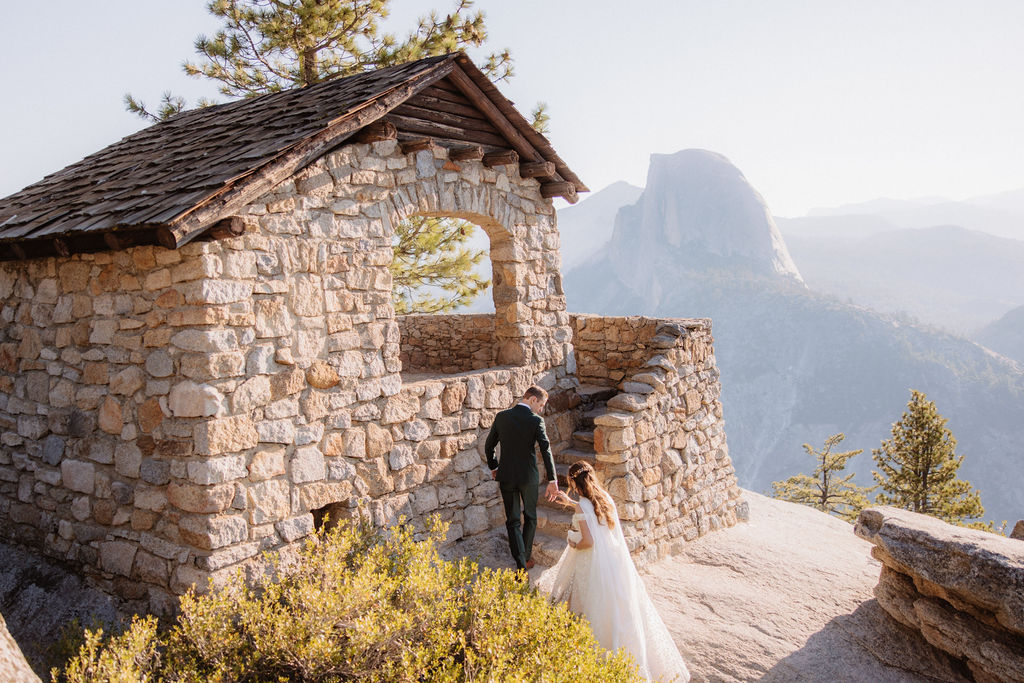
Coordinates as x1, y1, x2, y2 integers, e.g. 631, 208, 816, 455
0, 53, 584, 260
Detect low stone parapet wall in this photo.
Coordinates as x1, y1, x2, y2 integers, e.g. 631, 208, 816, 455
397, 314, 496, 374
570, 315, 661, 385
855, 506, 1024, 683
570, 315, 744, 565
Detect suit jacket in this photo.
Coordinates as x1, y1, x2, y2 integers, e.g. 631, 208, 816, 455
485, 404, 556, 485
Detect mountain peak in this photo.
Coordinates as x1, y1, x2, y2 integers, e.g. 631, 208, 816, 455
608, 149, 803, 292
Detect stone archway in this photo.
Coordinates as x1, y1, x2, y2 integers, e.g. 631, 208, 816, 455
378, 177, 542, 374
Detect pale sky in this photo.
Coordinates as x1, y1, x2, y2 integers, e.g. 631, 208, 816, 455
2, 0, 1023, 217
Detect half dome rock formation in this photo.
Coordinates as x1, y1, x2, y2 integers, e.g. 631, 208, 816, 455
605, 149, 803, 305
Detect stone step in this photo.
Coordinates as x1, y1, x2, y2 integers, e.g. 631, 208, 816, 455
530, 530, 567, 567
572, 429, 594, 451
576, 383, 618, 405
536, 505, 573, 538
579, 405, 609, 430
555, 449, 601, 470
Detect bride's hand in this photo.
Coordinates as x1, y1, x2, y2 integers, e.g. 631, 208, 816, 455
552, 490, 575, 506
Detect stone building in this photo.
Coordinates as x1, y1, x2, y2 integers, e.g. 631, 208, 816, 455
0, 53, 743, 612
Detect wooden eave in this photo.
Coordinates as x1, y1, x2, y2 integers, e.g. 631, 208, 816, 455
448, 53, 587, 193
0, 52, 586, 262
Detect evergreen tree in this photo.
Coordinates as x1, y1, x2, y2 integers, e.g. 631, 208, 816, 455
771, 433, 872, 521
390, 216, 489, 313
126, 0, 512, 120
872, 389, 988, 528
125, 0, 549, 313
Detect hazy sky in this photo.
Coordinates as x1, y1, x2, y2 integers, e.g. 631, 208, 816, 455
2, 0, 1022, 216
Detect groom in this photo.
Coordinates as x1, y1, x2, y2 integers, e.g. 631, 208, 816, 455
485, 385, 558, 570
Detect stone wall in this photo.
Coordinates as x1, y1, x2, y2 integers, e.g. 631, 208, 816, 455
570, 315, 743, 565
0, 137, 573, 611
0, 243, 236, 611
0, 134, 746, 611
855, 506, 1024, 683
572, 315, 661, 385
398, 314, 496, 374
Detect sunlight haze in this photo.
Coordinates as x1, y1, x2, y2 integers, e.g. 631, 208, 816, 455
1, 0, 1022, 215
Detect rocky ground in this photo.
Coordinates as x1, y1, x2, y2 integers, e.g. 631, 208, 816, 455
641, 492, 967, 682
4, 490, 970, 682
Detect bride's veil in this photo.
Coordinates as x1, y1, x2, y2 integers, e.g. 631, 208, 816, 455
537, 493, 691, 682
577, 495, 651, 674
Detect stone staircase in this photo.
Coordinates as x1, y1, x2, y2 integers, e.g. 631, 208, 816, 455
531, 384, 617, 568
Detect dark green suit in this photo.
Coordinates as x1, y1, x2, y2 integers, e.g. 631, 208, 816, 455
485, 403, 556, 569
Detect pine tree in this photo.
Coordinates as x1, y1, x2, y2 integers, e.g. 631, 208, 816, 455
390, 216, 489, 313
771, 433, 872, 521
872, 389, 988, 528
125, 0, 550, 313
126, 0, 513, 120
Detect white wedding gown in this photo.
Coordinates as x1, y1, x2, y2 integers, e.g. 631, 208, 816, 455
537, 497, 690, 682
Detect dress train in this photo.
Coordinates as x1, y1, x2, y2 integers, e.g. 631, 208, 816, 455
537, 497, 690, 682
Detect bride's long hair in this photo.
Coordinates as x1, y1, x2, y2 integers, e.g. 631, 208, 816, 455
567, 461, 616, 529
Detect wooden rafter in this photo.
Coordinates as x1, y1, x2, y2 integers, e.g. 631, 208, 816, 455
449, 145, 484, 161
399, 138, 435, 154
353, 120, 397, 143
445, 66, 544, 165
483, 150, 518, 168
519, 161, 555, 178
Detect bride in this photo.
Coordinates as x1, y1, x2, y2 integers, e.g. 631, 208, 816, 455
537, 461, 690, 682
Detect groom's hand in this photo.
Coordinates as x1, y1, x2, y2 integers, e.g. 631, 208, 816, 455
490, 469, 497, 480
545, 480, 558, 500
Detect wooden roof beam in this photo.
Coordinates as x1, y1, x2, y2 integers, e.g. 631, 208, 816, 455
483, 150, 518, 168
353, 120, 397, 143
449, 145, 484, 161
399, 138, 435, 154
445, 66, 543, 164
53, 238, 71, 257
519, 161, 555, 179
202, 216, 247, 241
540, 181, 579, 204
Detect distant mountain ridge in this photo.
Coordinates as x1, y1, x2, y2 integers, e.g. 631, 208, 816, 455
804, 193, 1024, 241
782, 224, 1024, 333
977, 305, 1024, 364
562, 150, 1024, 524
557, 181, 643, 270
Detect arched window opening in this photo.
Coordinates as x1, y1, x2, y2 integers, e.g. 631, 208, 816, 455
392, 213, 524, 377
390, 215, 493, 314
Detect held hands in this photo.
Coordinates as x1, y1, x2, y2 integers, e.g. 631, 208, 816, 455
549, 489, 575, 507
544, 480, 560, 502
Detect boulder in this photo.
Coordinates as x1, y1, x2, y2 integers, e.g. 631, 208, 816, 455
856, 506, 1024, 682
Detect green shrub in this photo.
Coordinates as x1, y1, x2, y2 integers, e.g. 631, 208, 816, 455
55, 517, 639, 682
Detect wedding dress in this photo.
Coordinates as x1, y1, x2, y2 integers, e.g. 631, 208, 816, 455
537, 496, 690, 682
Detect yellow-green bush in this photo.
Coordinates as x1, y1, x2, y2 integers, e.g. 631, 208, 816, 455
55, 517, 639, 682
